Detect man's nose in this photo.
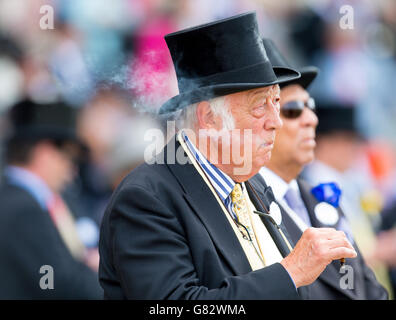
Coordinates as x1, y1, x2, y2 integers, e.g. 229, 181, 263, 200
265, 100, 283, 130
301, 108, 318, 128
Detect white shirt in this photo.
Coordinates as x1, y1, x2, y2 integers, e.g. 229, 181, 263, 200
259, 167, 310, 232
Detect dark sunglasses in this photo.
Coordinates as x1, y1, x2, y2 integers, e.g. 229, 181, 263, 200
281, 98, 316, 119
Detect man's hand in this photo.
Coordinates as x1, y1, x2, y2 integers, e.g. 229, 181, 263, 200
280, 227, 357, 288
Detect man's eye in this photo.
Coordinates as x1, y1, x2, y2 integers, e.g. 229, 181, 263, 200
273, 97, 281, 110
252, 105, 265, 116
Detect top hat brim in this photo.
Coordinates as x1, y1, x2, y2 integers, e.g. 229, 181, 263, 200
159, 69, 300, 115
7, 99, 89, 161
9, 126, 88, 160
280, 66, 319, 90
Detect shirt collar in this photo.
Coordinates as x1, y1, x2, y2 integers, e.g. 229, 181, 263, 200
182, 130, 235, 202
4, 165, 54, 210
259, 166, 299, 200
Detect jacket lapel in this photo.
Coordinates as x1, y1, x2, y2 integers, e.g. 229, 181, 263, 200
297, 178, 358, 299
297, 179, 324, 228
165, 137, 252, 276
277, 205, 301, 248
248, 174, 295, 249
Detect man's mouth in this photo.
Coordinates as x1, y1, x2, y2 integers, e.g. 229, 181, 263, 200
301, 136, 316, 147
261, 141, 274, 148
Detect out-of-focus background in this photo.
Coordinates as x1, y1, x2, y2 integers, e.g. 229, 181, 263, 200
1, 0, 396, 298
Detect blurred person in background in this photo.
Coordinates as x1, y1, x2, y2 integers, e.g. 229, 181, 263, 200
371, 226, 396, 295
130, 0, 181, 110
105, 114, 164, 190
0, 99, 102, 299
0, 34, 24, 173
305, 2, 396, 148
0, 34, 24, 114
76, 86, 139, 225
302, 104, 393, 297
372, 193, 396, 294
256, 39, 387, 299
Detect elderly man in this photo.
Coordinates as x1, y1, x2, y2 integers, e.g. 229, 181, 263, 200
256, 39, 387, 299
99, 12, 357, 300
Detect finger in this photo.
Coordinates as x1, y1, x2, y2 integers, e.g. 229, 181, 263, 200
303, 227, 337, 239
319, 229, 349, 241
329, 247, 357, 260
326, 238, 355, 251
310, 227, 337, 234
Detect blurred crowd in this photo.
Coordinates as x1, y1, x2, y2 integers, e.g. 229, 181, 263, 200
1, 0, 396, 299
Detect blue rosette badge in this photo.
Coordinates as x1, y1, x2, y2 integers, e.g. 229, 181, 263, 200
311, 182, 342, 226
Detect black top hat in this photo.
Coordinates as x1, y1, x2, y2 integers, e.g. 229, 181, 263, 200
7, 99, 85, 150
159, 12, 300, 114
315, 102, 357, 135
262, 38, 319, 89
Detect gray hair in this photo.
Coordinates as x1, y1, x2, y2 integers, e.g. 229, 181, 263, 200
175, 96, 235, 131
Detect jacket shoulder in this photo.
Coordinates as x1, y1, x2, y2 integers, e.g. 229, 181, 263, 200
0, 183, 43, 220
115, 162, 176, 194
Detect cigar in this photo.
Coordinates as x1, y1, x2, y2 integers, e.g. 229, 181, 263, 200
340, 258, 346, 266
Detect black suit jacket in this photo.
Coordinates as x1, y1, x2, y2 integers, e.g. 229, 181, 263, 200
98, 138, 299, 299
249, 174, 388, 300
0, 178, 103, 299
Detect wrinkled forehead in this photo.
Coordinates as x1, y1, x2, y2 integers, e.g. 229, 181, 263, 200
247, 84, 280, 99
226, 84, 280, 105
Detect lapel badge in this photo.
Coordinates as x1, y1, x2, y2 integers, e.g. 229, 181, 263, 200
314, 202, 340, 226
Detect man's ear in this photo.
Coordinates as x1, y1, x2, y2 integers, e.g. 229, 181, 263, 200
196, 101, 220, 130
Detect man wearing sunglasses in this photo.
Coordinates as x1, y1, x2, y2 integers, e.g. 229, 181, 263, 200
251, 39, 387, 299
